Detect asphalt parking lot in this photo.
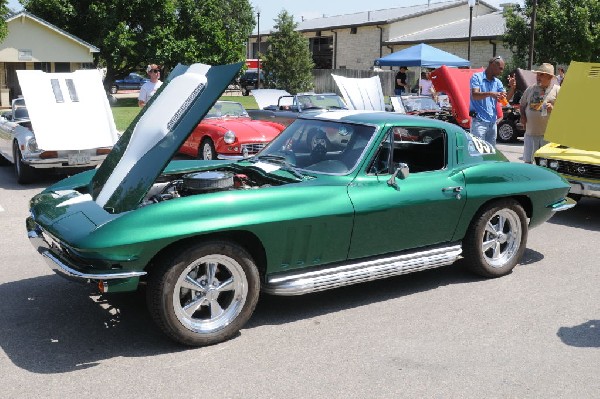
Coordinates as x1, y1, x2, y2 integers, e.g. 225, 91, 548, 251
0, 141, 598, 398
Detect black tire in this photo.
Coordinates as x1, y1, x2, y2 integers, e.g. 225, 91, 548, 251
0, 154, 10, 166
567, 193, 582, 202
13, 142, 35, 184
463, 199, 528, 278
147, 240, 260, 346
497, 121, 517, 143
110, 85, 118, 94
198, 138, 217, 160
242, 89, 249, 96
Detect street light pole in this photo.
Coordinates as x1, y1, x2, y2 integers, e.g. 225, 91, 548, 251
467, 0, 476, 61
256, 8, 261, 89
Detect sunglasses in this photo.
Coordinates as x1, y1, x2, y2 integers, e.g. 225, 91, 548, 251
149, 69, 160, 73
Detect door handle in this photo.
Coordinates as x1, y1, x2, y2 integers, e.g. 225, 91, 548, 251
442, 186, 463, 199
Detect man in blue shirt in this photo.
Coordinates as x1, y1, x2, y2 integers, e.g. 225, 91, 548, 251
470, 56, 515, 146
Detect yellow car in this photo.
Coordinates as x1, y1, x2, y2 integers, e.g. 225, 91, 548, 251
534, 61, 600, 201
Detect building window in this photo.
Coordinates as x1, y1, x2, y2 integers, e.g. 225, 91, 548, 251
54, 62, 71, 73
34, 62, 51, 72
309, 36, 333, 69
350, 27, 357, 34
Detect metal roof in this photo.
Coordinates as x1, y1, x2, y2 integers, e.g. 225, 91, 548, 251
295, 0, 499, 32
387, 11, 506, 44
6, 11, 100, 53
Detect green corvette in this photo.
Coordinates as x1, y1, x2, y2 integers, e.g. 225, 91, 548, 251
27, 63, 575, 346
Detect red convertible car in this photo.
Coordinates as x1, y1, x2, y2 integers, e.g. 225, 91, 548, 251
178, 101, 285, 160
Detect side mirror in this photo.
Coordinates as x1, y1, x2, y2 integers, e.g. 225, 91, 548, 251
387, 163, 409, 189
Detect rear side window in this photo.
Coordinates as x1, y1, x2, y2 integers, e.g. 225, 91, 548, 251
369, 127, 447, 174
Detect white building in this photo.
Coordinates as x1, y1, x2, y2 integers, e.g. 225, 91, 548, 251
0, 11, 99, 107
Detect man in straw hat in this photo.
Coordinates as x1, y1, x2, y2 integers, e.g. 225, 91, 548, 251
519, 63, 561, 163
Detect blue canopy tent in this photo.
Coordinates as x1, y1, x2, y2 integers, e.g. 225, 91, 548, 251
374, 43, 470, 68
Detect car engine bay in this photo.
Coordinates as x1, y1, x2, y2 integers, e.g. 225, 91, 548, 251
141, 169, 280, 207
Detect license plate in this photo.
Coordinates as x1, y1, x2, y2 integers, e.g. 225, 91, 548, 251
68, 153, 91, 165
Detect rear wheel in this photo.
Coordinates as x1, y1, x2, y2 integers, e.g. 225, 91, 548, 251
147, 241, 260, 346
198, 138, 217, 160
497, 121, 517, 142
13, 142, 35, 184
463, 199, 527, 278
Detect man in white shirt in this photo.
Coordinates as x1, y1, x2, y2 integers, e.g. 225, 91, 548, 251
138, 63, 163, 107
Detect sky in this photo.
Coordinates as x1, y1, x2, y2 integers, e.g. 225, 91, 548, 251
8, 0, 522, 31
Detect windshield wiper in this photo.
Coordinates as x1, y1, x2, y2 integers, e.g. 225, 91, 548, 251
250, 155, 305, 180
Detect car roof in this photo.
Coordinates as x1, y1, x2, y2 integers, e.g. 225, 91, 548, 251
300, 109, 456, 128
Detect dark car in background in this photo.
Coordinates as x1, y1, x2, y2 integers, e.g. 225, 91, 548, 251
239, 68, 264, 95
109, 72, 149, 94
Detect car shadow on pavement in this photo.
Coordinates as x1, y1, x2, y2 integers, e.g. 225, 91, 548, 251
249, 249, 544, 330
557, 320, 600, 348
1, 263, 493, 373
0, 275, 183, 374
249, 262, 493, 329
0, 165, 73, 192
548, 197, 600, 232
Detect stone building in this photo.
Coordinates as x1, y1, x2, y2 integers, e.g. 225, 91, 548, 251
248, 1, 513, 72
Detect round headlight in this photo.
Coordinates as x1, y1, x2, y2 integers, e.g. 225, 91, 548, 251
549, 160, 559, 170
538, 158, 547, 167
224, 130, 236, 144
27, 138, 38, 152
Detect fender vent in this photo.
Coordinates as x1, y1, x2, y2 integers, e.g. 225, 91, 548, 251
588, 66, 600, 78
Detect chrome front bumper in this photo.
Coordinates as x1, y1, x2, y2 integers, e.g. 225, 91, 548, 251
568, 179, 600, 199
26, 216, 146, 283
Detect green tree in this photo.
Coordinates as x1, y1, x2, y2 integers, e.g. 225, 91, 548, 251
262, 10, 314, 94
0, 0, 10, 42
503, 0, 600, 65
20, 0, 254, 88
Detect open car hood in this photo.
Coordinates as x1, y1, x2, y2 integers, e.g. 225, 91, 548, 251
332, 74, 385, 111
430, 66, 484, 128
90, 62, 242, 213
544, 61, 600, 152
16, 69, 118, 151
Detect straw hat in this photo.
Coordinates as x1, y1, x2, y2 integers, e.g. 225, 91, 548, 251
533, 63, 555, 76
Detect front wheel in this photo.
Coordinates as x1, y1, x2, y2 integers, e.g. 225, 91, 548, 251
147, 241, 260, 346
109, 85, 118, 94
13, 142, 35, 184
198, 138, 217, 160
463, 199, 528, 278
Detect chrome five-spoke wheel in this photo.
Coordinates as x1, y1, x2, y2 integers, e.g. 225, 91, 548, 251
148, 241, 260, 346
173, 255, 247, 334
463, 199, 528, 278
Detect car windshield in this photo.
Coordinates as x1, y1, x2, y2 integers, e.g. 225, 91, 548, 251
205, 101, 248, 118
257, 118, 377, 175
402, 96, 441, 112
294, 94, 347, 110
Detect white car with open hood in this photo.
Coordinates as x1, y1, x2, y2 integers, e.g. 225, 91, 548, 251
0, 69, 118, 184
